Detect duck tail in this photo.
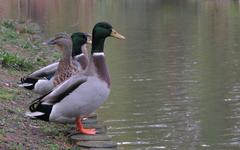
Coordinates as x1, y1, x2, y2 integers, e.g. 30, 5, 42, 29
18, 77, 39, 90
27, 95, 53, 121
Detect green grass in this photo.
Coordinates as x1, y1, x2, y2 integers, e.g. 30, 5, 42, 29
0, 19, 71, 150
0, 128, 6, 145
16, 38, 33, 49
1, 19, 40, 34
0, 25, 35, 50
0, 19, 52, 72
48, 144, 60, 150
42, 125, 59, 134
0, 51, 34, 71
0, 88, 15, 100
0, 19, 49, 72
1, 19, 15, 30
0, 88, 17, 101
0, 20, 41, 50
0, 128, 6, 135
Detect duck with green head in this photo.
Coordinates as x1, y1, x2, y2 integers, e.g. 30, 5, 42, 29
18, 32, 91, 95
26, 22, 125, 135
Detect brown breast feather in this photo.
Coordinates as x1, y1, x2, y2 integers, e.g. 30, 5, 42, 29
53, 61, 79, 87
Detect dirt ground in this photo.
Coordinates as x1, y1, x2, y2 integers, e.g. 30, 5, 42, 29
0, 70, 77, 149
0, 20, 74, 149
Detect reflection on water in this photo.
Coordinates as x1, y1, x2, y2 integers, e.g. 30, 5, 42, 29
2, 0, 240, 149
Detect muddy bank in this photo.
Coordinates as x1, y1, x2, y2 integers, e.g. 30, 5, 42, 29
0, 19, 73, 149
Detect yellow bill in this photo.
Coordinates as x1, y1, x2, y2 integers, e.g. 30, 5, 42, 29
110, 29, 126, 40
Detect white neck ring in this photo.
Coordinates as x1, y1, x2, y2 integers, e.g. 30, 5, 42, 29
78, 53, 84, 57
93, 52, 105, 56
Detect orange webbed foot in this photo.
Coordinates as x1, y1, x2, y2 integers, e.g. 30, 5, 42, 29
75, 117, 96, 135
79, 128, 96, 135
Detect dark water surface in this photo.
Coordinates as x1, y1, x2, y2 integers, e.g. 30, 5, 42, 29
2, 0, 240, 149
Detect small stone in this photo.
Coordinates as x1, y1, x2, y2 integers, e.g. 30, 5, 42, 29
96, 127, 107, 134
76, 141, 117, 148
87, 113, 97, 119
4, 83, 10, 87
70, 134, 111, 143
83, 118, 98, 124
84, 124, 107, 130
71, 146, 117, 150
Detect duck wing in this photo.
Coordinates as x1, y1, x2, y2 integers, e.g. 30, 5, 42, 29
40, 75, 87, 104
28, 62, 59, 78
18, 62, 58, 90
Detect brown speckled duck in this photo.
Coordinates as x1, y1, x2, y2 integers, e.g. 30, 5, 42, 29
26, 22, 125, 135
51, 33, 79, 86
18, 32, 91, 95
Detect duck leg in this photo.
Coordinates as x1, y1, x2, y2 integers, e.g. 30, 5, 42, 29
75, 116, 96, 135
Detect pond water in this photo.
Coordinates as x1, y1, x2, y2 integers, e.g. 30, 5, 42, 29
2, 0, 240, 149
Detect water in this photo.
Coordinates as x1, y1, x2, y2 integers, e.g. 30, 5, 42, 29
2, 0, 240, 149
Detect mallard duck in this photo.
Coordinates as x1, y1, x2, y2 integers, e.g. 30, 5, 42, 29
18, 32, 91, 95
26, 22, 125, 135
